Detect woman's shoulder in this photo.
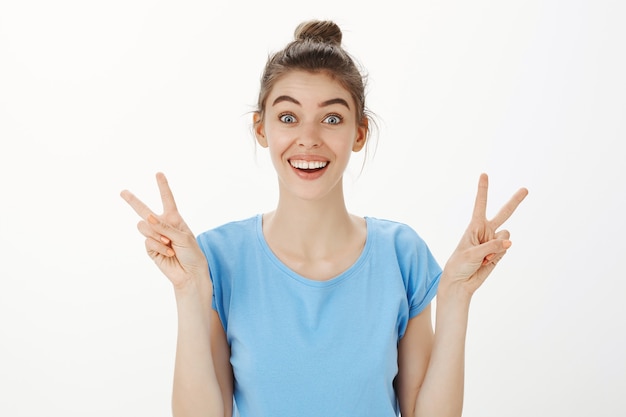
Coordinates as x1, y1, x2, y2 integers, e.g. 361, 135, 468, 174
196, 214, 260, 248
366, 216, 425, 244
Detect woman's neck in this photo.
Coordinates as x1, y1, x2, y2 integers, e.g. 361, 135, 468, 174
263, 187, 360, 260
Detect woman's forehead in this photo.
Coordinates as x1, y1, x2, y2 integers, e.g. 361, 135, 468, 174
268, 71, 353, 104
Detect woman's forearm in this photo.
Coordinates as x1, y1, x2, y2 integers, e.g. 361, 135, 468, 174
171, 278, 224, 417
414, 278, 472, 417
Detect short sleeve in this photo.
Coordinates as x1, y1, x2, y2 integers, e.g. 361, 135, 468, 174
196, 230, 227, 328
393, 223, 442, 320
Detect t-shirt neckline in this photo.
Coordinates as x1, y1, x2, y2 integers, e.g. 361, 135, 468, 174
254, 214, 374, 288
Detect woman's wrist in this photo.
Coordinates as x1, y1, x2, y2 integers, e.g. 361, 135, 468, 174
436, 272, 473, 310
173, 272, 213, 305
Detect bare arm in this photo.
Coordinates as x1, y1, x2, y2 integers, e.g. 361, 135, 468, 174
171, 283, 224, 417
409, 288, 471, 417
397, 291, 473, 417
396, 306, 434, 416
210, 310, 234, 416
121, 172, 226, 417
399, 174, 528, 417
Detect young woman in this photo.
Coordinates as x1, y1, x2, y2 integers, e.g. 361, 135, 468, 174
121, 20, 528, 417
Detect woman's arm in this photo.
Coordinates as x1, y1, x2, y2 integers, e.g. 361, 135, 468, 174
210, 310, 234, 416
398, 174, 527, 417
171, 283, 226, 417
121, 173, 226, 417
396, 306, 434, 416
398, 287, 470, 417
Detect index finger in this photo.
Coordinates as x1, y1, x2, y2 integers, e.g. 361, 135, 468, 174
490, 187, 529, 229
156, 172, 179, 214
472, 173, 489, 221
120, 189, 156, 221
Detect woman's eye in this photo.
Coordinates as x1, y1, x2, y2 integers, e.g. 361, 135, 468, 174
279, 114, 297, 123
324, 114, 342, 125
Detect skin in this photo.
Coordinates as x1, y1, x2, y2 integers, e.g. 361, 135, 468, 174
253, 71, 368, 281
121, 71, 528, 417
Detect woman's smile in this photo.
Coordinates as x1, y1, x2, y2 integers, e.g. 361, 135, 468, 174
254, 70, 367, 200
288, 158, 330, 180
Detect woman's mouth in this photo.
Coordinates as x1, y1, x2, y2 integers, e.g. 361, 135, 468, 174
289, 160, 328, 171
288, 159, 329, 179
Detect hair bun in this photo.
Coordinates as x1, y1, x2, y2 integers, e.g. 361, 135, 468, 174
294, 20, 342, 45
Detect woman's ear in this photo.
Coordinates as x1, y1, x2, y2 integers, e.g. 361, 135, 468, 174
352, 117, 368, 152
253, 112, 268, 148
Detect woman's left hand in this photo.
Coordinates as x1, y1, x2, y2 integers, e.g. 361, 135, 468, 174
441, 173, 528, 297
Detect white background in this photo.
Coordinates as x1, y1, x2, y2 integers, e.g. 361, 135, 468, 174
1, 0, 624, 416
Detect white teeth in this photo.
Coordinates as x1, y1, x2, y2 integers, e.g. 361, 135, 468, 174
290, 160, 328, 170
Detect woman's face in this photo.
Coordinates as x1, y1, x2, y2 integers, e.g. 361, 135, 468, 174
254, 70, 367, 202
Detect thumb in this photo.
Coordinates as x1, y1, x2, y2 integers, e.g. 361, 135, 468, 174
475, 238, 512, 263
147, 214, 189, 245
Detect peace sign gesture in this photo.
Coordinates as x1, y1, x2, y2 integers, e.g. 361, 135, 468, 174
120, 172, 209, 290
441, 173, 528, 297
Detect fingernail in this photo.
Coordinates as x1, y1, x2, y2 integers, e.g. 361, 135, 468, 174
503, 240, 512, 249
166, 248, 175, 257
160, 236, 170, 244
148, 214, 158, 225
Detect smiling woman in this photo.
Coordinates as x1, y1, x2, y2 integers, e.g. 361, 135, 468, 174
120, 20, 527, 417
254, 70, 367, 196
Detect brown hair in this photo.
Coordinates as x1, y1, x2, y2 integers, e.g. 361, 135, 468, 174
255, 20, 371, 134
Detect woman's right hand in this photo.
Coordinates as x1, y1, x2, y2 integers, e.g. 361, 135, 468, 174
121, 172, 209, 290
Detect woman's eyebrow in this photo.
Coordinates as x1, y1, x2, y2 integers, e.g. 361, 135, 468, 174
271, 95, 351, 110
272, 95, 300, 106
319, 98, 351, 109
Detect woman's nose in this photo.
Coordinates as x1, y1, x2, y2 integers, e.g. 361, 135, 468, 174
295, 123, 322, 148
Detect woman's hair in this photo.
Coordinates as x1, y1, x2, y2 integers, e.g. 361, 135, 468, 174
255, 20, 371, 134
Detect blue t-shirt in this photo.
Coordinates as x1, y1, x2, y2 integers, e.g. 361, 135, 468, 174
197, 215, 441, 417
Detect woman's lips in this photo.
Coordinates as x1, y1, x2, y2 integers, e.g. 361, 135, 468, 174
289, 160, 328, 169
288, 159, 330, 180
